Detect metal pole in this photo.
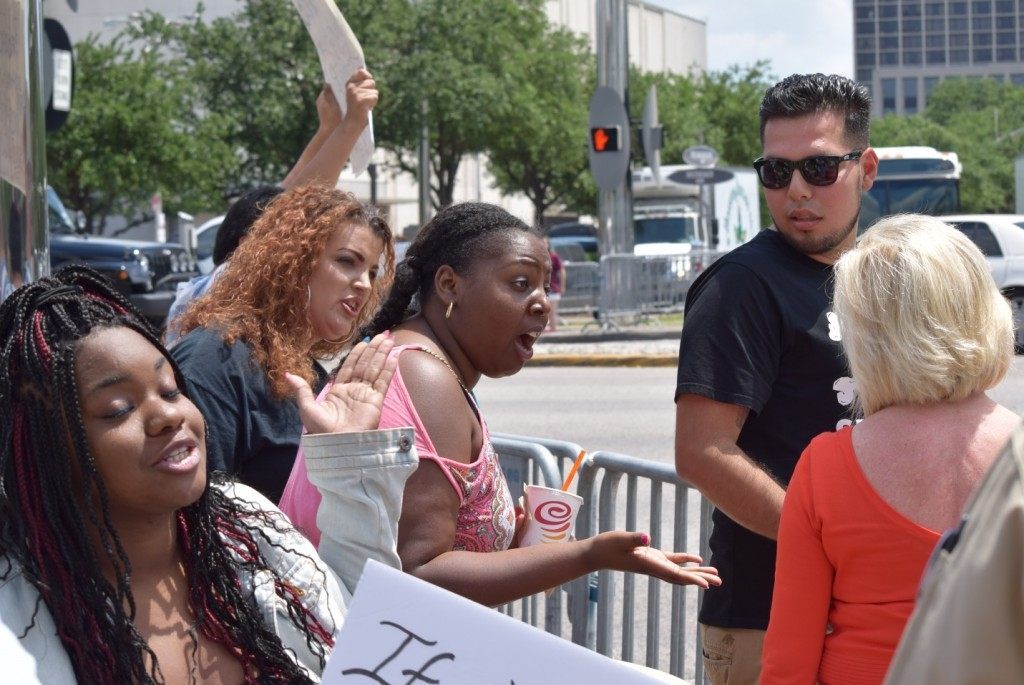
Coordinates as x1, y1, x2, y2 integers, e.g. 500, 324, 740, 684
595, 0, 632, 256
418, 98, 431, 223
414, 0, 432, 224
368, 162, 378, 206
1, 0, 49, 302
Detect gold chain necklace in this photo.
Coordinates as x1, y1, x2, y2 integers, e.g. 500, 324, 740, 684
416, 346, 471, 396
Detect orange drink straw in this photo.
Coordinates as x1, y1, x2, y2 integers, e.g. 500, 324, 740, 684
561, 449, 588, 492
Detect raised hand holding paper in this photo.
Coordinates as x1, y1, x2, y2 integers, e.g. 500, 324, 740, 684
290, 0, 375, 174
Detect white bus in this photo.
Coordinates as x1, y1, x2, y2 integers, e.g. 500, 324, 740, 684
860, 146, 962, 230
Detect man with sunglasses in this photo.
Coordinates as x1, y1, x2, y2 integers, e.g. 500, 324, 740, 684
674, 73, 878, 685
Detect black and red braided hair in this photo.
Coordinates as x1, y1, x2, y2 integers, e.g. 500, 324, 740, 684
0, 265, 334, 683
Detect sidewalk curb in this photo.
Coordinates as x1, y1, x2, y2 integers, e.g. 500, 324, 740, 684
528, 354, 678, 367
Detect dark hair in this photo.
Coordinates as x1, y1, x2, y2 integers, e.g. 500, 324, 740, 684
212, 185, 284, 266
759, 73, 872, 148
361, 202, 538, 338
0, 266, 333, 683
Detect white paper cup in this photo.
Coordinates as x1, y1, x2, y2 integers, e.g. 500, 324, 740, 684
520, 484, 583, 547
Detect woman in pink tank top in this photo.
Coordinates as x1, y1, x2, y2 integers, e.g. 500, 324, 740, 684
282, 202, 720, 606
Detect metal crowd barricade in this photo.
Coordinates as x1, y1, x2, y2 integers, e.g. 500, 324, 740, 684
491, 436, 566, 636
492, 433, 714, 683
569, 451, 711, 681
597, 250, 727, 326
493, 432, 583, 478
560, 261, 600, 316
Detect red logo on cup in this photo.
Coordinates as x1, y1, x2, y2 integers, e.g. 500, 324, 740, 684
533, 500, 574, 542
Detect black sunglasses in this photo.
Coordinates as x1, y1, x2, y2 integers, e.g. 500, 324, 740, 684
752, 150, 863, 189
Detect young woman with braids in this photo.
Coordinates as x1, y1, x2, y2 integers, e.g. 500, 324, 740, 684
280, 202, 720, 605
172, 186, 394, 503
0, 265, 405, 683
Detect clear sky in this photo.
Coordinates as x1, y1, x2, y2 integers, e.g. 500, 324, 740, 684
648, 0, 855, 79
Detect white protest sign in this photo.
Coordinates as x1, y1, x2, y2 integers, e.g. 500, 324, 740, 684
324, 560, 670, 685
291, 0, 374, 176
0, 0, 28, 194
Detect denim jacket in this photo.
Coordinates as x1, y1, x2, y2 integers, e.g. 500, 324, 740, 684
0, 482, 348, 684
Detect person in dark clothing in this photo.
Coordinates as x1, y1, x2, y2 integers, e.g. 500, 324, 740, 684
674, 73, 879, 685
172, 186, 394, 502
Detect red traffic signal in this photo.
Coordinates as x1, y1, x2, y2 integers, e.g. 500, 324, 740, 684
590, 126, 621, 153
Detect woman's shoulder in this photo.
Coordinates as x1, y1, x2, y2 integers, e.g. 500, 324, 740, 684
794, 428, 854, 480
0, 560, 72, 683
390, 344, 468, 407
172, 328, 261, 386
217, 480, 277, 510
213, 482, 324, 566
803, 427, 852, 455
173, 327, 250, 362
209, 482, 348, 641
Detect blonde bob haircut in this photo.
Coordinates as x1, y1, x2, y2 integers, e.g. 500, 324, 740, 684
833, 214, 1013, 416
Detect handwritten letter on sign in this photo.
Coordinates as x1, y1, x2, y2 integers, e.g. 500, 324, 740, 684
290, 0, 374, 175
324, 560, 667, 685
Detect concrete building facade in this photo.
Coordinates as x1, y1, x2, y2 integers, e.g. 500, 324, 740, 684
855, 0, 1024, 117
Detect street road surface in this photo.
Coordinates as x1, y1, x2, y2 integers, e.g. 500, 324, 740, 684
477, 357, 1024, 459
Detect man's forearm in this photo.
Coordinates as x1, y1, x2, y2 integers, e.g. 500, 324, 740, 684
682, 442, 785, 539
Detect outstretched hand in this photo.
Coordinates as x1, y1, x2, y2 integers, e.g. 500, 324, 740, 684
286, 333, 397, 436
590, 531, 721, 589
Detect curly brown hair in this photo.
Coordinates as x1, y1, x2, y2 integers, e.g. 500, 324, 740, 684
176, 186, 394, 397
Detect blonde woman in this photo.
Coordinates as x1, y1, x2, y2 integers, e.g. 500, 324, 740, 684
760, 214, 1018, 685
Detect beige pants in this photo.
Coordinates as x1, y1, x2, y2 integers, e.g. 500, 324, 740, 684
700, 624, 766, 685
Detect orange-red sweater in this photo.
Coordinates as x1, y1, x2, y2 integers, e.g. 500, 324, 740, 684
760, 428, 941, 685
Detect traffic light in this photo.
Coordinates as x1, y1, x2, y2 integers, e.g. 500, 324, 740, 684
590, 126, 621, 153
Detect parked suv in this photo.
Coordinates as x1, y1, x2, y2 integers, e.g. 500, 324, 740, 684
47, 187, 198, 326
943, 214, 1024, 352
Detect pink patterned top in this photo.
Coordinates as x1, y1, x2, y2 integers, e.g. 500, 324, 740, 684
279, 344, 516, 553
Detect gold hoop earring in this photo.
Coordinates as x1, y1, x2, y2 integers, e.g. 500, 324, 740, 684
445, 301, 454, 320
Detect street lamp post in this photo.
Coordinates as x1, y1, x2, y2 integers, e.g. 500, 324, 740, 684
411, 0, 432, 225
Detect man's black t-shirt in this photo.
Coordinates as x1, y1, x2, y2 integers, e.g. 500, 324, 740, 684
676, 229, 852, 630
172, 327, 327, 503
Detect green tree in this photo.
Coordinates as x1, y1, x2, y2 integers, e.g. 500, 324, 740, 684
922, 77, 1024, 212
697, 63, 775, 167
343, 0, 550, 209
486, 27, 594, 224
46, 36, 235, 233
628, 63, 772, 169
628, 68, 705, 167
134, 3, 323, 195
628, 63, 774, 225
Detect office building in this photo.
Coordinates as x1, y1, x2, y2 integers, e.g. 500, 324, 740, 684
855, 0, 1024, 117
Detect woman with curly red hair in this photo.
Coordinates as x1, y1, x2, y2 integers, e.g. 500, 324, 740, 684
172, 186, 394, 502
